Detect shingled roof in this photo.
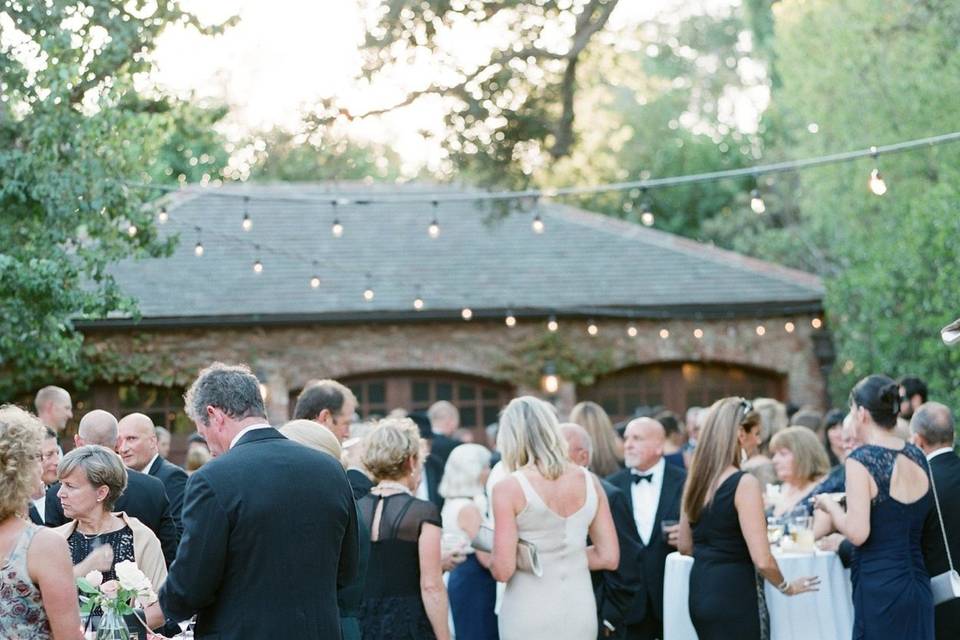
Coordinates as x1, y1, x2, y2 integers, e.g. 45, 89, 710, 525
90, 183, 824, 327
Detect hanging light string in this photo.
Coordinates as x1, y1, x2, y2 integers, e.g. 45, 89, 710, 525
123, 130, 960, 206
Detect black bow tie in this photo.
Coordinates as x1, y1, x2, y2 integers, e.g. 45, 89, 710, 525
631, 473, 653, 484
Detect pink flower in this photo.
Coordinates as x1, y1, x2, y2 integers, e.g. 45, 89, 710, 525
85, 570, 104, 588
99, 580, 119, 599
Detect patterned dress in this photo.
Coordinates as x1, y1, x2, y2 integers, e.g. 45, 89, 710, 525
0, 522, 52, 639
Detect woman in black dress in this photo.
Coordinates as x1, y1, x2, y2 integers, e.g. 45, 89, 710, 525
357, 418, 450, 640
678, 398, 819, 640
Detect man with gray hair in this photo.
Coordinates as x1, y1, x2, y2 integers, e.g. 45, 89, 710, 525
154, 363, 358, 640
44, 410, 179, 566
911, 402, 960, 638
428, 400, 462, 465
292, 378, 358, 442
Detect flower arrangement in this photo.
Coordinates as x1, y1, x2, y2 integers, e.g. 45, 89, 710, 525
77, 561, 157, 637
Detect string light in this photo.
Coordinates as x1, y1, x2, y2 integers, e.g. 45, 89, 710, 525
413, 285, 424, 310
750, 189, 766, 214
541, 361, 560, 395
461, 307, 473, 320
627, 324, 638, 337
868, 146, 887, 196
428, 201, 440, 239
547, 315, 559, 332
310, 261, 320, 289
242, 196, 252, 231
505, 310, 517, 327
157, 208, 168, 224
694, 328, 704, 339
811, 317, 823, 329
127, 224, 137, 237
640, 189, 655, 226
331, 200, 343, 237
193, 227, 204, 256
659, 328, 670, 339
785, 321, 795, 333
532, 213, 545, 234
587, 320, 599, 336
363, 272, 374, 301
755, 325, 766, 336
252, 245, 263, 273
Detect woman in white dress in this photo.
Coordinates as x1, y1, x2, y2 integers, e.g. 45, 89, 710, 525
491, 396, 619, 640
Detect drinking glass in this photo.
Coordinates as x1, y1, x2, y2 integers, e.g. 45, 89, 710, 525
766, 517, 785, 545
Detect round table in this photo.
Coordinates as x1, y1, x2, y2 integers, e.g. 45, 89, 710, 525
663, 550, 854, 640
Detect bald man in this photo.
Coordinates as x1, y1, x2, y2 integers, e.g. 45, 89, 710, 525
561, 424, 643, 639
45, 410, 180, 566
606, 418, 686, 640
118, 413, 188, 536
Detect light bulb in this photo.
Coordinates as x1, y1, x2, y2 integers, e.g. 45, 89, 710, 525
627, 325, 638, 338
532, 214, 545, 234
659, 328, 670, 339
253, 260, 263, 273
242, 214, 252, 231
310, 276, 320, 289
784, 322, 795, 333
587, 322, 599, 336
868, 168, 887, 195
157, 209, 168, 224
413, 297, 424, 310
194, 242, 204, 257
750, 189, 766, 214
363, 288, 374, 301
461, 308, 473, 320
547, 317, 559, 332
811, 318, 823, 329
505, 314, 517, 327
694, 328, 704, 339
542, 374, 560, 395
428, 219, 440, 239
127, 225, 137, 237
756, 325, 766, 336
641, 212, 655, 227
331, 219, 343, 238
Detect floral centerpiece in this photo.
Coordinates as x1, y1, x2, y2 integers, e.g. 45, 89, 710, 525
76, 561, 157, 640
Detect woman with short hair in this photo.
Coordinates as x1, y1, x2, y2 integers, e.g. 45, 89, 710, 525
769, 426, 831, 517
54, 446, 166, 596
678, 398, 818, 640
0, 405, 83, 640
439, 444, 497, 640
492, 396, 619, 640
357, 418, 450, 640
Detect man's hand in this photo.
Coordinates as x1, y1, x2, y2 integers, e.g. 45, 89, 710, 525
663, 523, 680, 548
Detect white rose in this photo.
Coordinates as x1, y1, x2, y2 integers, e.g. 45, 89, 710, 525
114, 560, 147, 591
84, 570, 103, 588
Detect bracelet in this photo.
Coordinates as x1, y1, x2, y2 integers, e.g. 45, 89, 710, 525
776, 579, 789, 593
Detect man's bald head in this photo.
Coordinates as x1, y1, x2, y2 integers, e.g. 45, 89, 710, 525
76, 410, 118, 448
623, 417, 665, 471
559, 423, 593, 468
428, 400, 459, 436
117, 412, 160, 471
34, 385, 73, 431
911, 402, 955, 453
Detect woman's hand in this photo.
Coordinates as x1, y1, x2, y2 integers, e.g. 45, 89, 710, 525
784, 575, 820, 596
816, 533, 845, 552
74, 545, 113, 577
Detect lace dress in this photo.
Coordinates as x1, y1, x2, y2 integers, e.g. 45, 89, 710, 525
67, 524, 136, 617
847, 443, 934, 640
357, 492, 441, 639
0, 522, 52, 639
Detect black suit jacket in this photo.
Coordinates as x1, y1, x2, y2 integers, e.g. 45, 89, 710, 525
28, 502, 43, 525
429, 433, 460, 466
606, 462, 686, 627
423, 453, 445, 510
46, 470, 179, 566
346, 468, 373, 501
923, 450, 960, 639
592, 478, 644, 638
159, 427, 359, 640
147, 456, 188, 537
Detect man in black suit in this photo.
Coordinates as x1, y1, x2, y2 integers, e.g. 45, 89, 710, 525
562, 423, 644, 639
606, 417, 686, 640
912, 402, 960, 639
292, 378, 358, 442
117, 412, 188, 536
43, 409, 180, 565
154, 363, 358, 640
427, 400, 462, 465
409, 411, 445, 508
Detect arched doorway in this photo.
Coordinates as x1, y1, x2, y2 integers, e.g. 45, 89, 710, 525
579, 361, 786, 422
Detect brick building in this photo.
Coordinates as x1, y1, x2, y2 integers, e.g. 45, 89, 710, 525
76, 183, 832, 447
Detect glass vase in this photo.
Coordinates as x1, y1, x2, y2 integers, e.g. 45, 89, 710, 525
95, 606, 130, 640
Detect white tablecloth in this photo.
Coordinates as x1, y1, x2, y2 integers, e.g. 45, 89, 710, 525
663, 551, 854, 640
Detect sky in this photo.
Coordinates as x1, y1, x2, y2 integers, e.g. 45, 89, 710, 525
148, 0, 754, 171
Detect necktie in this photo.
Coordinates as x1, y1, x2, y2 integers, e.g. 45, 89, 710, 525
632, 473, 653, 484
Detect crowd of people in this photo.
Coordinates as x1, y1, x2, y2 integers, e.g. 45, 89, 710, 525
0, 365, 958, 640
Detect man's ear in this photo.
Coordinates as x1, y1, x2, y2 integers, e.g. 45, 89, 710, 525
316, 408, 332, 425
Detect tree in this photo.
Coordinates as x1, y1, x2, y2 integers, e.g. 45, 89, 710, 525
0, 3, 230, 396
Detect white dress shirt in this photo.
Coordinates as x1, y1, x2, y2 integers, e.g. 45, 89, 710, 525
416, 466, 431, 501
927, 446, 955, 461
140, 453, 160, 474
229, 423, 273, 450
630, 457, 666, 545
31, 496, 45, 522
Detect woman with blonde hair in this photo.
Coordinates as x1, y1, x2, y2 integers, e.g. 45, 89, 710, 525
768, 426, 830, 517
491, 396, 619, 640
678, 398, 818, 640
439, 444, 497, 640
569, 401, 623, 478
357, 417, 449, 640
0, 405, 83, 640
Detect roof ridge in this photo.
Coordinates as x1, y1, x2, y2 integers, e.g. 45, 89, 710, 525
545, 204, 823, 293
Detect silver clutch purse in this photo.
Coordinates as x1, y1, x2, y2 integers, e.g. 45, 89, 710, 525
471, 524, 542, 577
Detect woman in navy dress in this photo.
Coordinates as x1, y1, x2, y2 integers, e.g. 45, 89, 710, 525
678, 398, 819, 640
815, 374, 934, 640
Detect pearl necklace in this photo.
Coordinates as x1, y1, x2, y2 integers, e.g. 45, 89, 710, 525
372, 480, 413, 496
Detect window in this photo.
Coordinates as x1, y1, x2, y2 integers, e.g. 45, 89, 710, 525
116, 385, 193, 433
579, 361, 785, 422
